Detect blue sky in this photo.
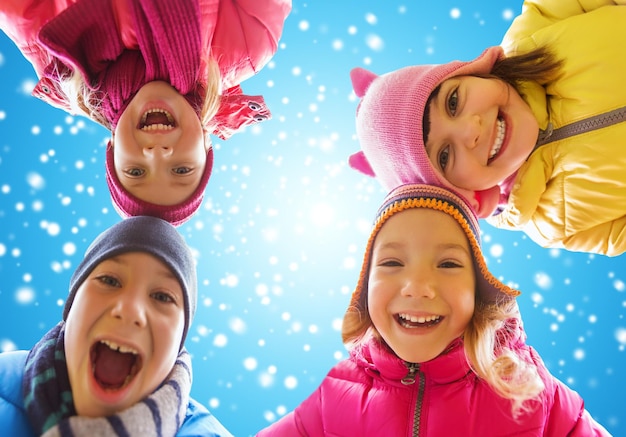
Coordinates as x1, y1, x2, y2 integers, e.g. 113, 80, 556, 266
1, 1, 625, 435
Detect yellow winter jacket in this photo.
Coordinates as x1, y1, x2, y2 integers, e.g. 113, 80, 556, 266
487, 0, 626, 256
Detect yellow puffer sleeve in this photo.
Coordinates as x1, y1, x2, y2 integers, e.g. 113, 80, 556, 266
501, 0, 626, 54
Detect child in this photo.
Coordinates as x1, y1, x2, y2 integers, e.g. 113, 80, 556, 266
0, 216, 232, 436
348, 1, 626, 256
0, 0, 291, 226
256, 184, 610, 435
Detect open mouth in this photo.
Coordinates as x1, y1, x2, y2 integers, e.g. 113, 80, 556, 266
396, 313, 442, 329
138, 108, 176, 131
90, 339, 142, 391
487, 116, 506, 163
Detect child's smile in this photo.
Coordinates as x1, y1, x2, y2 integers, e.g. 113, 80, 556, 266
367, 209, 475, 364
64, 252, 184, 417
396, 312, 443, 329
90, 339, 142, 391
425, 76, 538, 192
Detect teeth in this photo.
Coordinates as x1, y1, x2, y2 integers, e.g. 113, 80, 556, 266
489, 117, 506, 160
399, 313, 441, 324
141, 123, 174, 131
140, 108, 175, 130
101, 339, 138, 355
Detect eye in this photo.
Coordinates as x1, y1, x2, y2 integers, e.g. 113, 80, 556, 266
447, 88, 459, 116
124, 168, 145, 177
96, 275, 121, 287
151, 291, 176, 304
379, 259, 403, 267
439, 260, 463, 269
172, 167, 191, 175
438, 146, 450, 171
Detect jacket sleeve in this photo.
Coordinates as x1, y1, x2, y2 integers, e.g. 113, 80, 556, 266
529, 348, 610, 435
178, 398, 234, 437
560, 216, 626, 257
0, 0, 75, 77
543, 379, 612, 436
211, 0, 291, 88
256, 387, 323, 437
0, 351, 35, 436
501, 0, 626, 54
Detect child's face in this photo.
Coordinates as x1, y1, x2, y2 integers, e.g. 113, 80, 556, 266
425, 75, 538, 191
64, 252, 185, 417
368, 208, 475, 363
113, 81, 207, 206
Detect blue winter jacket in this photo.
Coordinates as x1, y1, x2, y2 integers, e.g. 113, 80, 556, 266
0, 351, 233, 437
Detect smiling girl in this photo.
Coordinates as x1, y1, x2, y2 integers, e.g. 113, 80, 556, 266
0, 0, 290, 225
256, 184, 609, 436
349, 0, 626, 256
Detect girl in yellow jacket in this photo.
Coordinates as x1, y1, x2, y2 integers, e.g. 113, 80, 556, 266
349, 0, 626, 256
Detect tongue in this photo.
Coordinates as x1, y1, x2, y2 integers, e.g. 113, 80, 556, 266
94, 343, 136, 388
145, 112, 170, 126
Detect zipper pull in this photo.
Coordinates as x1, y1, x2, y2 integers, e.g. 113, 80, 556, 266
401, 362, 419, 385
535, 122, 553, 148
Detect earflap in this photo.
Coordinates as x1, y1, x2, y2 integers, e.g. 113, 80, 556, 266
473, 186, 502, 218
348, 151, 376, 177
350, 67, 378, 98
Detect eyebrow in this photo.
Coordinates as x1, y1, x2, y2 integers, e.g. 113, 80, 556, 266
375, 241, 470, 254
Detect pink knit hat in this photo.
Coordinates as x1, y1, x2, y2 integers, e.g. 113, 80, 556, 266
105, 142, 213, 227
349, 46, 504, 217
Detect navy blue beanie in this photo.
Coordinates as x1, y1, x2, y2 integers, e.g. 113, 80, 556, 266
65, 216, 197, 349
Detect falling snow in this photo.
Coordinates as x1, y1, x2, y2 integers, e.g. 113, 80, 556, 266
1, 2, 624, 436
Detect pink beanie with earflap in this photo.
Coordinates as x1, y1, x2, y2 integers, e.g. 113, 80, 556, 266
105, 142, 213, 227
349, 46, 504, 217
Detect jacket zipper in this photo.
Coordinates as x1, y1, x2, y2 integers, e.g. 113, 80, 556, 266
402, 362, 425, 437
535, 104, 626, 148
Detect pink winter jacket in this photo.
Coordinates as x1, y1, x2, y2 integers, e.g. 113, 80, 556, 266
0, 0, 291, 138
257, 332, 610, 436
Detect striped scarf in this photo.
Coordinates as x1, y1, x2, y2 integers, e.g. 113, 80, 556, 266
23, 322, 192, 436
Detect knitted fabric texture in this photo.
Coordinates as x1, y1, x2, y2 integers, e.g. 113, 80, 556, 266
349, 46, 503, 194
348, 184, 519, 316
65, 216, 197, 350
39, 0, 209, 225
23, 322, 192, 437
105, 143, 213, 226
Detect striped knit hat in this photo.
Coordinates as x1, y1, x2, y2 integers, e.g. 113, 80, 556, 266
347, 184, 519, 316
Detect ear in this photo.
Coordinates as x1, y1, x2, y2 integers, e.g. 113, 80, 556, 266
350, 67, 378, 98
348, 151, 376, 177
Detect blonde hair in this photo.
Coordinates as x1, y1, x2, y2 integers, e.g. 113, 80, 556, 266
342, 284, 544, 418
57, 56, 222, 133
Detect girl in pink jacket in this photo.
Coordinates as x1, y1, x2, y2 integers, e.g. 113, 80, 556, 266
257, 184, 610, 436
0, 0, 290, 225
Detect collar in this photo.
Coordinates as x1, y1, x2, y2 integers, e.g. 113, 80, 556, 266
353, 336, 471, 386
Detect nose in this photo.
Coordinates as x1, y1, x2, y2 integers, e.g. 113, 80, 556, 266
142, 145, 173, 158
111, 292, 147, 328
400, 268, 436, 299
457, 114, 481, 150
